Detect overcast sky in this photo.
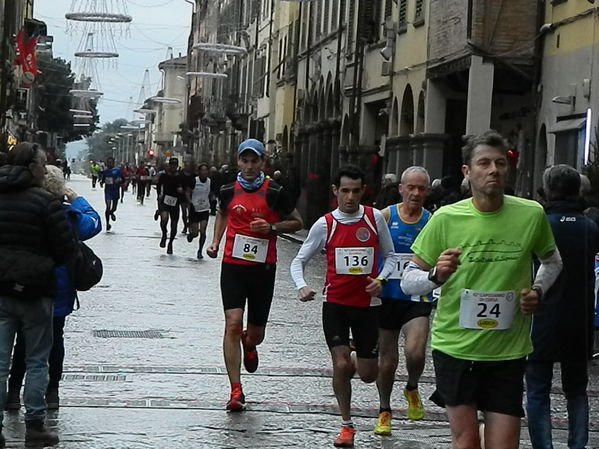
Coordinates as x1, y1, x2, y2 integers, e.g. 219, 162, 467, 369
34, 0, 192, 157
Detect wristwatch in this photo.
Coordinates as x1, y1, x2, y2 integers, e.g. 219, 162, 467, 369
428, 266, 445, 285
270, 223, 277, 233
375, 276, 387, 286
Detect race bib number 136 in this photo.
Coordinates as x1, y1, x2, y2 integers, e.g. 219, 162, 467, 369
334, 247, 374, 275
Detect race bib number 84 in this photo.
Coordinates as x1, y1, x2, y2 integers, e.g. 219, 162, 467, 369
232, 234, 268, 263
459, 289, 516, 330
334, 247, 374, 275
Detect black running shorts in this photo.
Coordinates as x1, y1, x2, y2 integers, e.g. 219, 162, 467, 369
322, 302, 379, 359
379, 298, 433, 330
431, 349, 526, 417
189, 210, 210, 223
220, 262, 276, 327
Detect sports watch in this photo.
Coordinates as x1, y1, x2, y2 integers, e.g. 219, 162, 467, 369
428, 266, 445, 285
270, 223, 277, 233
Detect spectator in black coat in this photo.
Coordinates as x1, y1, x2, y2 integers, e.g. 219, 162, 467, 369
0, 143, 76, 447
526, 165, 599, 449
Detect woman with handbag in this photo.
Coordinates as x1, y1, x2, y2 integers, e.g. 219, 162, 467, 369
6, 165, 102, 410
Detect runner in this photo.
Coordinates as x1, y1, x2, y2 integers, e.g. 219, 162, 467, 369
156, 158, 183, 254
374, 166, 432, 437
90, 160, 101, 188
187, 163, 211, 259
401, 131, 563, 449
179, 163, 196, 235
290, 165, 397, 448
99, 157, 124, 231
207, 139, 302, 412
135, 164, 150, 205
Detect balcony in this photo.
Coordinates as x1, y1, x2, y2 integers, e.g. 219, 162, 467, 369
225, 94, 251, 131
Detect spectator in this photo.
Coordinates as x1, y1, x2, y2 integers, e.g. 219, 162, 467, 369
526, 165, 599, 449
0, 143, 76, 447
375, 173, 401, 209
6, 165, 101, 412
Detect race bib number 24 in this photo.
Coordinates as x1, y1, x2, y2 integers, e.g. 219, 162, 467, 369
459, 289, 516, 330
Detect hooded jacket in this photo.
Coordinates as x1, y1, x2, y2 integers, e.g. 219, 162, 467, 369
0, 165, 76, 298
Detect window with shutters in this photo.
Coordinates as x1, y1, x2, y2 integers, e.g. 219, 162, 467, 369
414, 0, 425, 27
384, 0, 392, 18
323, 1, 329, 35
316, 0, 323, 39
347, 0, 355, 55
332, 0, 339, 30
398, 0, 408, 33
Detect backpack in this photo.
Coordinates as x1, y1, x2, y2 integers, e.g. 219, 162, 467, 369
72, 241, 103, 291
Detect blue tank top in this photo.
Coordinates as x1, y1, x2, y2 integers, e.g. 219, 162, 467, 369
381, 204, 432, 301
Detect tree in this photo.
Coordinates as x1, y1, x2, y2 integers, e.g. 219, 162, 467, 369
36, 55, 98, 143
85, 118, 129, 162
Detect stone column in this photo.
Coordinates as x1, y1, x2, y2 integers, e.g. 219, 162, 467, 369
396, 136, 412, 175
424, 79, 446, 134
466, 55, 494, 135
421, 133, 449, 181
385, 136, 399, 175
410, 134, 425, 167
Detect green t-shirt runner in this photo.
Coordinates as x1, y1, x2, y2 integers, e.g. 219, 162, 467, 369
411, 195, 556, 361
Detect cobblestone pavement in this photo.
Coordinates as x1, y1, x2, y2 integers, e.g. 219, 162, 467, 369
2, 174, 598, 448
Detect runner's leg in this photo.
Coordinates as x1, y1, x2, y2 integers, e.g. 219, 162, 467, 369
377, 329, 401, 409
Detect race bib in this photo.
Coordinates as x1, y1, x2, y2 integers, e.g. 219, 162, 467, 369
232, 234, 268, 263
105, 177, 114, 185
163, 195, 178, 206
389, 253, 412, 280
140, 176, 150, 181
459, 289, 517, 330
334, 247, 374, 275
194, 199, 209, 211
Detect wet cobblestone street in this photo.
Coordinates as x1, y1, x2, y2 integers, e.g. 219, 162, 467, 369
3, 174, 598, 448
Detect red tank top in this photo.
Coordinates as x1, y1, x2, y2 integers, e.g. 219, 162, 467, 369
223, 179, 280, 265
324, 206, 380, 307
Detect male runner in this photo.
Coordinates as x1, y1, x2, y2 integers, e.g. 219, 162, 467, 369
187, 163, 211, 259
207, 139, 302, 411
90, 160, 101, 188
290, 165, 397, 448
402, 131, 563, 449
179, 163, 195, 234
374, 166, 432, 436
156, 158, 183, 254
99, 157, 124, 231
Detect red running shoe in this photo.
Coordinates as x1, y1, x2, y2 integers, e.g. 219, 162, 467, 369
241, 330, 259, 373
334, 425, 356, 447
226, 384, 246, 411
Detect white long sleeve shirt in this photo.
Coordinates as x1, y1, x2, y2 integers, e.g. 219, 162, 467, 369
290, 205, 398, 290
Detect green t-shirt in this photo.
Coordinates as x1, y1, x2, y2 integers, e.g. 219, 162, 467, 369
90, 164, 101, 176
411, 196, 555, 361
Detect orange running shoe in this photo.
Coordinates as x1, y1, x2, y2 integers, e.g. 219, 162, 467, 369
226, 384, 246, 411
241, 330, 259, 373
334, 425, 356, 447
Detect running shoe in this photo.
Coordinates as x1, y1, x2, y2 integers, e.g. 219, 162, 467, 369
106, 223, 112, 231
241, 330, 258, 373
167, 242, 173, 255
197, 250, 203, 260
404, 388, 425, 420
334, 425, 356, 447
373, 411, 392, 436
226, 384, 245, 411
110, 212, 116, 221
154, 210, 159, 221
159, 236, 167, 248
187, 233, 194, 243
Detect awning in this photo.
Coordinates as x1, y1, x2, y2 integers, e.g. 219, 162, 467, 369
549, 117, 586, 134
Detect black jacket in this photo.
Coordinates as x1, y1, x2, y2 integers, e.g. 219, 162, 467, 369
529, 200, 599, 362
0, 165, 76, 298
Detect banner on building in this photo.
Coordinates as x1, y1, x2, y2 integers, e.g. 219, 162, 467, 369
14, 30, 39, 88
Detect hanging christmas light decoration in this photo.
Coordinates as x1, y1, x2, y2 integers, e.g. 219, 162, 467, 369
186, 72, 228, 79
192, 43, 247, 56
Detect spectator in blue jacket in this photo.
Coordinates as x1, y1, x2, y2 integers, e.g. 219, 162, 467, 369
6, 165, 102, 411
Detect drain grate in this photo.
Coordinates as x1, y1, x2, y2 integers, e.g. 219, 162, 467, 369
93, 330, 165, 339
62, 374, 128, 382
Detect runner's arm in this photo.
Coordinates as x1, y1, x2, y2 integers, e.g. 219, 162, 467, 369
272, 208, 303, 234
290, 218, 327, 290
401, 257, 439, 295
532, 249, 562, 300
373, 209, 398, 280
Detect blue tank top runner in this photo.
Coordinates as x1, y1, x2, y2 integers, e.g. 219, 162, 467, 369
381, 204, 433, 302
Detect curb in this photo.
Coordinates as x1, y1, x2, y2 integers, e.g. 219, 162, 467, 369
279, 233, 305, 244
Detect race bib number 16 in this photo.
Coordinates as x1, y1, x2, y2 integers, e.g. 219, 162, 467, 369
459, 289, 516, 330
334, 247, 374, 275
